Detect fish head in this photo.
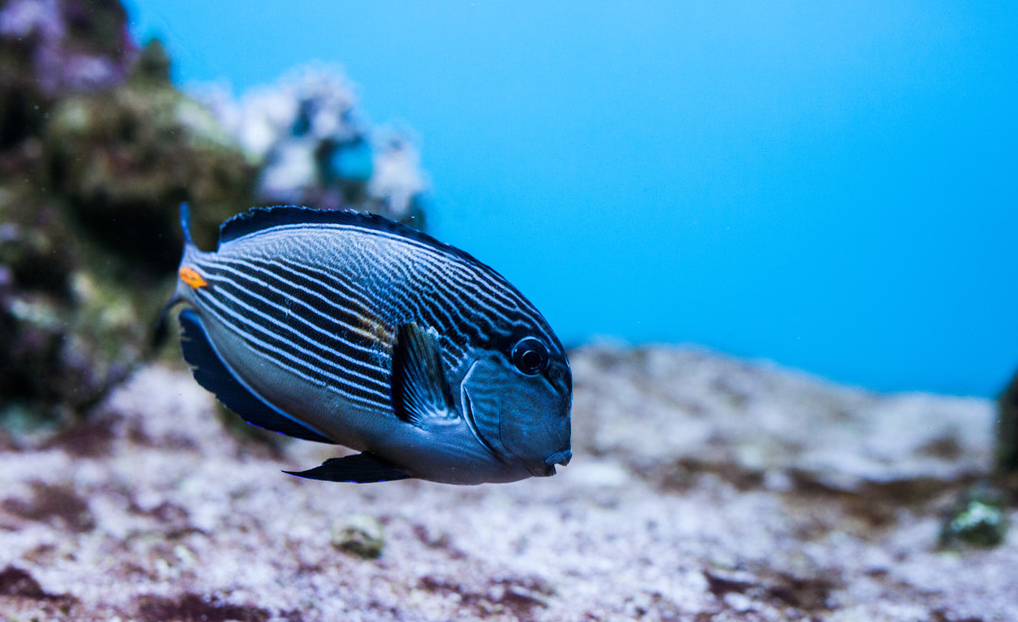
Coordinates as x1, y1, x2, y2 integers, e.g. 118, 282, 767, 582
458, 334, 572, 478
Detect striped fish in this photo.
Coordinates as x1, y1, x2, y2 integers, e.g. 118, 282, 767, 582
165, 204, 572, 485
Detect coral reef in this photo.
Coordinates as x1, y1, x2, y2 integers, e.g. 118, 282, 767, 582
0, 0, 256, 431
940, 482, 1008, 547
995, 367, 1018, 474
196, 64, 429, 228
0, 191, 142, 435
0, 348, 1014, 621
41, 39, 256, 266
0, 0, 160, 432
0, 0, 135, 149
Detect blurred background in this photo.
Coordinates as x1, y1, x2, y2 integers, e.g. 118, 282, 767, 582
124, 1, 1017, 397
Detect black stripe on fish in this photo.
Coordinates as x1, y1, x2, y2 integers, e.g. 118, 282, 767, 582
266, 255, 409, 325
193, 287, 395, 413
223, 256, 402, 351
254, 252, 460, 345
234, 253, 486, 368
195, 276, 390, 394
201, 258, 394, 364
396, 254, 553, 349
287, 224, 548, 350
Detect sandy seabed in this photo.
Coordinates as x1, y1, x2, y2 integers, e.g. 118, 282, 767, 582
0, 345, 1014, 622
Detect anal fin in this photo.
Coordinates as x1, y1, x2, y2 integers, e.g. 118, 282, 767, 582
284, 453, 411, 483
179, 308, 336, 444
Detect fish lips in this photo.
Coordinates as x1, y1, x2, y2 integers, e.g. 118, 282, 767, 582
521, 449, 572, 478
546, 449, 572, 467
530, 449, 572, 477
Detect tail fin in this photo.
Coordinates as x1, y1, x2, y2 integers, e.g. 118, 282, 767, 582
180, 201, 196, 249
152, 202, 197, 350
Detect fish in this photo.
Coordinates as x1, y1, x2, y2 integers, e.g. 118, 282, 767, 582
163, 204, 572, 485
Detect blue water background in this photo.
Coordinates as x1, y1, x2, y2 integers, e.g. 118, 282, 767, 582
126, 1, 1017, 397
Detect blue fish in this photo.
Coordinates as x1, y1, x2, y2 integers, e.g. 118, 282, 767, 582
165, 204, 572, 484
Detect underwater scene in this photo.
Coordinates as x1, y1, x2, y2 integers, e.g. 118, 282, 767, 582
0, 0, 1016, 620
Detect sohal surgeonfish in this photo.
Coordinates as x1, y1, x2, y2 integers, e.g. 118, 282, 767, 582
164, 205, 572, 484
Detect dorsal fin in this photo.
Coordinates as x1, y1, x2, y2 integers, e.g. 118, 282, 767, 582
219, 206, 446, 253
216, 206, 502, 280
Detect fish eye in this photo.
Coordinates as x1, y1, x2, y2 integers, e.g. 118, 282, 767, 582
511, 337, 549, 376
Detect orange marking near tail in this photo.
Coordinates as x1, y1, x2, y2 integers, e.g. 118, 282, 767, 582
179, 266, 208, 289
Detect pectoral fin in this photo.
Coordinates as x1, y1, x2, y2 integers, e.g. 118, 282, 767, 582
284, 453, 411, 483
390, 322, 457, 427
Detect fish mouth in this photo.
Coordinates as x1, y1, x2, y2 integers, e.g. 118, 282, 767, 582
527, 449, 572, 477
546, 449, 572, 467
527, 462, 557, 477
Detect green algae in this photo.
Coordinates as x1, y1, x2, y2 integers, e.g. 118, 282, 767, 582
996, 368, 1018, 475
939, 482, 1009, 548
1, 30, 256, 434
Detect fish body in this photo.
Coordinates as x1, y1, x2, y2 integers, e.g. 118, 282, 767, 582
168, 205, 572, 485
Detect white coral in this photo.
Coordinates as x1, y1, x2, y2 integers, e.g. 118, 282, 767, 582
369, 134, 427, 217
0, 0, 63, 38
193, 63, 428, 216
